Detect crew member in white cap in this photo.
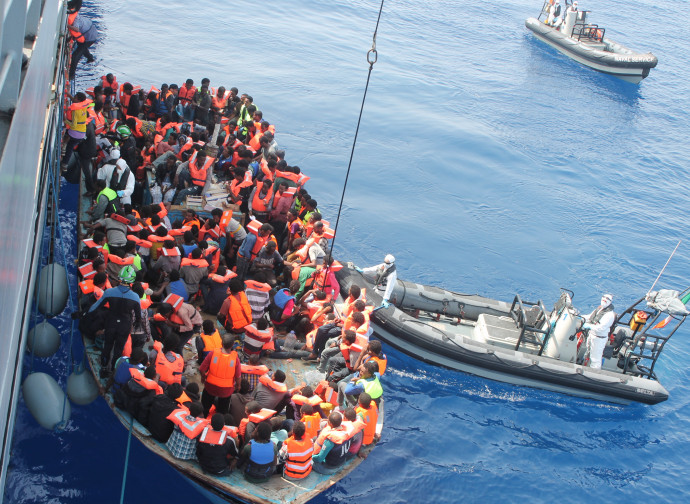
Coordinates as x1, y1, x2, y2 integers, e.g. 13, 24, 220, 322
96, 148, 134, 204
355, 254, 397, 308
582, 293, 615, 369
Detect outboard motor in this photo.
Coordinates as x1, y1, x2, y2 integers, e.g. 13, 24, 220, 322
542, 292, 580, 362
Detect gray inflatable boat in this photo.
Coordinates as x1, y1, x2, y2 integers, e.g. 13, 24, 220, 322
336, 265, 688, 405
525, 2, 657, 83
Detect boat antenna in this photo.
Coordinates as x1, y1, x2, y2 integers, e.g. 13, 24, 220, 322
647, 239, 681, 295
325, 0, 385, 271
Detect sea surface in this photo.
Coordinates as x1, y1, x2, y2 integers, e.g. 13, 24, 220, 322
5, 0, 690, 502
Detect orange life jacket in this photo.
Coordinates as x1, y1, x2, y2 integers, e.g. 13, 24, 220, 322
224, 292, 252, 331
180, 257, 208, 268
240, 364, 270, 376
283, 436, 314, 479
356, 402, 379, 445
67, 12, 85, 43
167, 409, 208, 439
301, 412, 321, 441
205, 349, 238, 389
154, 341, 184, 385
258, 374, 287, 393
238, 408, 275, 440
198, 426, 229, 446
209, 270, 235, 283
188, 154, 215, 187
251, 185, 273, 214
243, 324, 274, 351
178, 84, 197, 105
212, 93, 228, 110
101, 75, 119, 94
199, 329, 222, 353
129, 368, 163, 395
291, 394, 322, 407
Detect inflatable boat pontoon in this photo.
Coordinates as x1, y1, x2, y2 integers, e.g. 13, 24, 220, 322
336, 265, 688, 405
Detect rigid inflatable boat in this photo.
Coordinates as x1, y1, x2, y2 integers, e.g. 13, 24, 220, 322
525, 1, 657, 83
336, 264, 688, 405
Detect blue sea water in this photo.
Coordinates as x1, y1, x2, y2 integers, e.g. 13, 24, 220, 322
5, 0, 690, 502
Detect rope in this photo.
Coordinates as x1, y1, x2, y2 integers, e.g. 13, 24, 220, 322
119, 415, 135, 504
325, 0, 385, 269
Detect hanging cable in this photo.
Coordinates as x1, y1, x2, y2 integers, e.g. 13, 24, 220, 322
325, 0, 385, 272
119, 415, 135, 504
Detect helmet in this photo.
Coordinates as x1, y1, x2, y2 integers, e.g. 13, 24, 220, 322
117, 125, 132, 138
119, 265, 136, 285
384, 254, 395, 265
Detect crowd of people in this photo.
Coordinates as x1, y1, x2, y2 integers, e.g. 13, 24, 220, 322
66, 3, 386, 481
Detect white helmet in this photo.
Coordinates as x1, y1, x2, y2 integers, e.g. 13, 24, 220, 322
384, 254, 395, 264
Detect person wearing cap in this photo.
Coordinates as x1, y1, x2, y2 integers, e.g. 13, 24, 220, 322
88, 265, 142, 377
355, 254, 397, 308
97, 149, 135, 205
581, 294, 615, 369
547, 0, 563, 27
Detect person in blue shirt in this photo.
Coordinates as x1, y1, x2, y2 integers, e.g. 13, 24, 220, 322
107, 348, 147, 392
67, 0, 99, 79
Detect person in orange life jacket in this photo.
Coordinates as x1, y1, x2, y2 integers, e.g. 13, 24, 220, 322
66, 1, 98, 79
252, 370, 291, 414
238, 421, 278, 482
179, 248, 208, 298
248, 179, 273, 223
146, 382, 183, 443
267, 182, 292, 248
229, 378, 253, 427
176, 79, 197, 122
172, 150, 212, 205
108, 347, 147, 393
239, 354, 268, 393
217, 277, 252, 334
113, 364, 163, 423
235, 222, 275, 282
302, 312, 342, 362
213, 208, 247, 268
311, 412, 354, 474
337, 340, 387, 407
195, 319, 223, 364
166, 401, 206, 460
250, 241, 283, 288
199, 217, 222, 244
183, 209, 202, 233
285, 385, 326, 422
165, 84, 179, 120
157, 298, 203, 354
129, 282, 151, 350
279, 421, 313, 480
199, 265, 232, 315
150, 240, 182, 283
118, 83, 140, 119
196, 413, 239, 476
242, 318, 274, 357
317, 328, 356, 375
178, 382, 201, 407
199, 335, 242, 417
355, 253, 397, 308
149, 333, 184, 387
355, 392, 379, 447
89, 265, 141, 377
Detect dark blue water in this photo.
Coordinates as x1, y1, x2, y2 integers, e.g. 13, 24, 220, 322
6, 0, 690, 502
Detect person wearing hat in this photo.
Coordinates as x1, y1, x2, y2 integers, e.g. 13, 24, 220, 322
354, 254, 397, 308
547, 0, 563, 27
88, 265, 142, 377
581, 293, 615, 369
97, 148, 134, 205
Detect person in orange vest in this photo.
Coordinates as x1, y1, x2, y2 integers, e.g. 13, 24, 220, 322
151, 334, 184, 387
176, 79, 197, 122
166, 402, 207, 460
119, 83, 140, 119
200, 265, 234, 316
252, 370, 290, 414
317, 329, 356, 375
199, 336, 242, 417
279, 421, 314, 480
217, 278, 253, 334
311, 412, 356, 474
157, 297, 203, 354
236, 223, 275, 281
355, 392, 379, 447
195, 319, 223, 364
62, 92, 91, 167
67, 0, 98, 79
196, 413, 239, 475
250, 241, 283, 288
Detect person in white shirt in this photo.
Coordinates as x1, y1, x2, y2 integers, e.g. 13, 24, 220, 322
582, 293, 615, 369
355, 254, 397, 308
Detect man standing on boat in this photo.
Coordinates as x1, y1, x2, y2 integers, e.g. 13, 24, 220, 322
355, 255, 397, 308
582, 293, 615, 369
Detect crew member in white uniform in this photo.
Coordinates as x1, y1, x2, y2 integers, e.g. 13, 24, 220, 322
97, 149, 135, 205
356, 254, 397, 308
582, 293, 615, 369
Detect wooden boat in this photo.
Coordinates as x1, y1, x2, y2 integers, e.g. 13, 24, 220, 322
336, 264, 688, 405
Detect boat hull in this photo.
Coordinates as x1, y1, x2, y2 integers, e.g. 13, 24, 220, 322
336, 266, 669, 405
525, 17, 657, 83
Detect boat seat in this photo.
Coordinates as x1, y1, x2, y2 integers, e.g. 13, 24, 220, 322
474, 314, 541, 352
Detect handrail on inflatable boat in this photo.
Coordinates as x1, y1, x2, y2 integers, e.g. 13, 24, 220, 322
610, 299, 687, 380
509, 295, 551, 353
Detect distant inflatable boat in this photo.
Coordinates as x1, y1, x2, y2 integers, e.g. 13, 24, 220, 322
337, 265, 689, 405
525, 2, 657, 83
